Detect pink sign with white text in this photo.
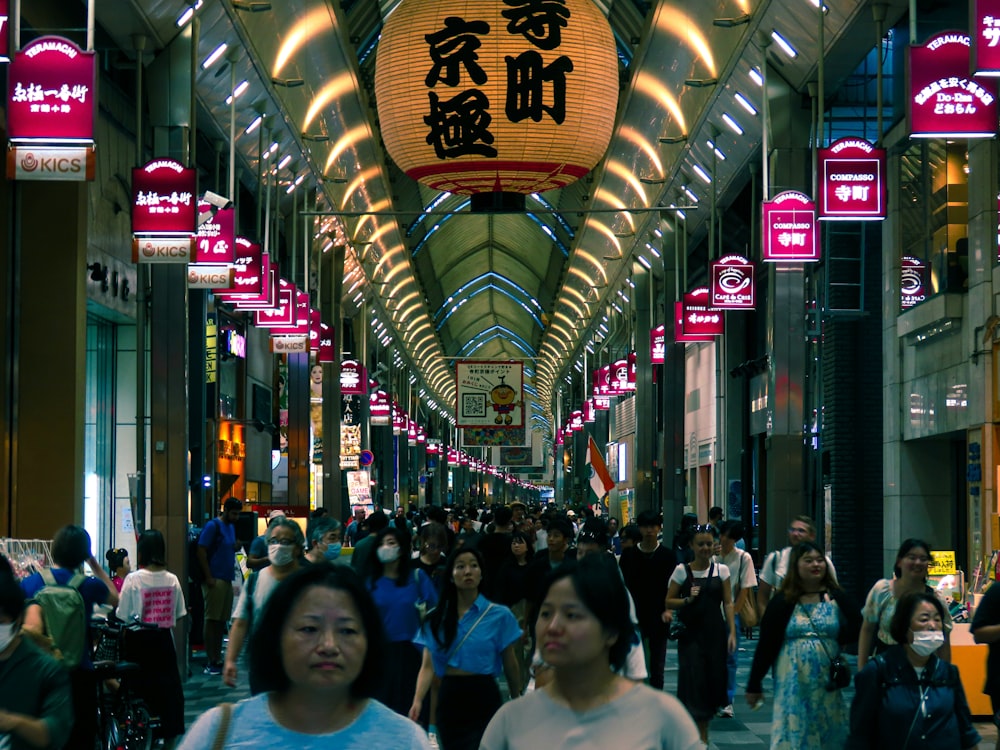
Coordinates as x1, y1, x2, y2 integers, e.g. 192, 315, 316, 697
909, 31, 997, 138
132, 159, 196, 235
973, 1, 1000, 76
710, 254, 755, 309
195, 204, 235, 262
762, 191, 819, 262
8, 37, 96, 141
817, 138, 886, 220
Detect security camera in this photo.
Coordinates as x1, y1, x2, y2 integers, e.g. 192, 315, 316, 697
203, 191, 233, 210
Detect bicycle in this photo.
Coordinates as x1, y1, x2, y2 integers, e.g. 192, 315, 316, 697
91, 617, 159, 750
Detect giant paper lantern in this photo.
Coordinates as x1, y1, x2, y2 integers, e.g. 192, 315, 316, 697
375, 0, 618, 197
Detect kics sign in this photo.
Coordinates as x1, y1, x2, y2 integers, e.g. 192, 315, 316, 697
8, 36, 96, 141
132, 237, 192, 263
7, 144, 94, 181
188, 264, 234, 289
270, 336, 308, 353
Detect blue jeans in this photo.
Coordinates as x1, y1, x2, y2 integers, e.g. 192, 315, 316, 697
726, 613, 741, 704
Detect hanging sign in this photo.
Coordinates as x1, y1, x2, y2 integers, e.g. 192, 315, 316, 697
583, 399, 595, 422
593, 394, 611, 411
710, 254, 756, 309
682, 288, 724, 336
230, 253, 274, 308
974, 1, 1000, 75
370, 389, 391, 425
651, 324, 665, 364
318, 322, 335, 363
131, 236, 192, 264
456, 360, 524, 428
909, 31, 997, 138
900, 256, 928, 310
215, 237, 262, 298
569, 410, 584, 432
762, 191, 819, 262
8, 36, 96, 141
267, 291, 311, 335
592, 365, 610, 397
0, 2, 9, 63
254, 284, 296, 328
270, 335, 308, 353
131, 159, 196, 235
817, 138, 886, 221
195, 204, 235, 262
341, 360, 368, 395
7, 143, 94, 181
188, 263, 234, 289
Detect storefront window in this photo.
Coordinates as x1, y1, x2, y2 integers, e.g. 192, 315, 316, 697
84, 317, 115, 557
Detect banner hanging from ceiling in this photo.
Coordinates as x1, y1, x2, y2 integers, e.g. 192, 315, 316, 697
762, 191, 819, 262
974, 0, 1000, 75
710, 254, 755, 309
456, 360, 524, 428
900, 256, 928, 310
817, 138, 886, 221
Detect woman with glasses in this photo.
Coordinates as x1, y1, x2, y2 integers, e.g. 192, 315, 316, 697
664, 523, 736, 746
857, 539, 951, 671
223, 517, 304, 693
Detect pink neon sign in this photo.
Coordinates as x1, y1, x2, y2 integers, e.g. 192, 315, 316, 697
909, 31, 998, 138
817, 138, 886, 221
650, 325, 665, 364
710, 254, 755, 309
131, 159, 197, 235
762, 191, 819, 262
8, 37, 96, 141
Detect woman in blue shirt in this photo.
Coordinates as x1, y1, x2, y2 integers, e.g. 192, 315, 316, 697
365, 526, 438, 718
409, 547, 521, 750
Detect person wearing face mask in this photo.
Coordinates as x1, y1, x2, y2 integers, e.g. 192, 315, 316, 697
223, 517, 304, 694
848, 591, 980, 749
0, 555, 72, 750
365, 527, 439, 719
303, 517, 345, 565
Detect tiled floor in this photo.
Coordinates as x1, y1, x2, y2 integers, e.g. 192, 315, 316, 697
180, 636, 1000, 749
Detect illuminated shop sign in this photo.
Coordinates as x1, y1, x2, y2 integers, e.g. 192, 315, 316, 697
222, 329, 247, 359
131, 236, 192, 264
909, 31, 998, 138
456, 360, 524, 429
8, 36, 95, 141
593, 394, 610, 410
341, 360, 368, 395
762, 191, 819, 262
6, 143, 93, 181
132, 159, 196, 235
710, 254, 755, 309
651, 324, 665, 364
269, 335, 308, 353
568, 410, 584, 431
318, 322, 334, 364
973, 1, 1000, 76
900, 256, 927, 310
215, 237, 263, 299
229, 252, 274, 309
682, 288, 724, 336
817, 138, 886, 221
195, 204, 235, 263
592, 365, 610, 397
0, 3, 9, 63
254, 285, 296, 328
188, 263, 234, 289
582, 400, 595, 422
370, 389, 391, 425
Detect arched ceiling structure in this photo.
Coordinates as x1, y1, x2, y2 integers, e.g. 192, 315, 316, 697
95, 0, 908, 441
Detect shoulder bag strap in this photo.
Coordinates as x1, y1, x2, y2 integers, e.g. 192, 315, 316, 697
212, 703, 234, 750
801, 594, 840, 664
449, 603, 494, 660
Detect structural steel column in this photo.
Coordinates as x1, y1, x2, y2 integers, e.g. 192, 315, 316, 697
633, 263, 654, 516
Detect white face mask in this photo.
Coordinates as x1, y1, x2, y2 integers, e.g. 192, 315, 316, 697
377, 546, 401, 564
910, 629, 945, 657
0, 621, 17, 652
268, 543, 295, 567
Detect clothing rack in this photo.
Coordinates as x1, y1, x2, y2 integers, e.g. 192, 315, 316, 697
0, 538, 53, 580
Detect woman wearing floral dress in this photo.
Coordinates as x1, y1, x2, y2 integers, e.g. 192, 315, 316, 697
745, 541, 861, 750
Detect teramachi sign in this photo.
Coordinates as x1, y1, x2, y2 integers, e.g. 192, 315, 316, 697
817, 138, 886, 220
762, 191, 819, 262
710, 254, 755, 309
132, 159, 197, 235
8, 36, 96, 141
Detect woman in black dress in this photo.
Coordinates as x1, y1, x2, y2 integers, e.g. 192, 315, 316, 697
665, 524, 736, 745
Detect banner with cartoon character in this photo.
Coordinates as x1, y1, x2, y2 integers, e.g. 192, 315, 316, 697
455, 361, 524, 429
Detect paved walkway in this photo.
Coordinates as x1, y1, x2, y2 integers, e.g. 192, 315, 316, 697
181, 635, 1000, 748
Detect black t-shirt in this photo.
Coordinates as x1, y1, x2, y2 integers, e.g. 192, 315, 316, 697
971, 582, 1000, 697
619, 543, 677, 632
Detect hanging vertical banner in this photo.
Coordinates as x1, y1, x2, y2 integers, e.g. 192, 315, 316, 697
975, 1, 1000, 75
762, 191, 819, 262
817, 138, 886, 220
0, 1, 9, 64
132, 159, 197, 235
908, 31, 997, 138
900, 256, 928, 310
456, 361, 524, 428
650, 324, 665, 364
592, 365, 610, 397
569, 410, 584, 432
370, 389, 391, 426
582, 399, 595, 422
215, 237, 263, 299
318, 322, 335, 363
8, 36, 96, 141
195, 204, 235, 263
710, 254, 756, 309
341, 360, 368, 395
682, 288, 725, 336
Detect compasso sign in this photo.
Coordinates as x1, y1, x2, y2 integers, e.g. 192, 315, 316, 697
374, 0, 617, 195
132, 159, 197, 235
8, 36, 96, 141
762, 191, 819, 262
909, 31, 998, 138
817, 138, 886, 221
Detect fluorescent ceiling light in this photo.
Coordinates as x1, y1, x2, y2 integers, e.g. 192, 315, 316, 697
277, 154, 292, 170
682, 186, 699, 203
771, 30, 798, 58
244, 115, 263, 134
176, 1, 202, 27
637, 254, 652, 270
692, 164, 712, 184
202, 43, 228, 69
706, 139, 727, 160
225, 80, 249, 105
748, 67, 764, 87
722, 112, 744, 135
734, 92, 757, 115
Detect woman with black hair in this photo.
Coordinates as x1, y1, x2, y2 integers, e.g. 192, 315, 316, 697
178, 564, 430, 749
857, 538, 951, 670
0, 555, 72, 750
105, 547, 130, 593
408, 547, 521, 750
366, 526, 438, 717
848, 591, 979, 749
480, 553, 701, 750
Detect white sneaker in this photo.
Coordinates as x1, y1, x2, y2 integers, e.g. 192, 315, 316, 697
428, 732, 440, 749
718, 704, 735, 718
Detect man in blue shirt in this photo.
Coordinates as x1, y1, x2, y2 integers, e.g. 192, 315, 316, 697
196, 497, 242, 675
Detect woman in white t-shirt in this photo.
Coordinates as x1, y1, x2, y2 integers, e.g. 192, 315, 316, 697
665, 524, 736, 746
116, 529, 187, 746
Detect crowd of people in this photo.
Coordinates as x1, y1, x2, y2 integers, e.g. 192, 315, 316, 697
0, 503, 993, 749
